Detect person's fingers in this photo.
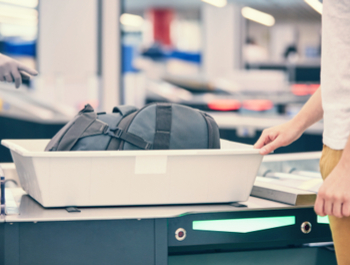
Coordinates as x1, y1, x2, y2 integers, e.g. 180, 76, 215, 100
20, 71, 32, 80
324, 198, 333, 216
4, 73, 13, 82
333, 200, 343, 218
342, 201, 350, 217
259, 137, 282, 155
17, 63, 38, 76
314, 195, 325, 216
11, 67, 22, 88
254, 131, 269, 149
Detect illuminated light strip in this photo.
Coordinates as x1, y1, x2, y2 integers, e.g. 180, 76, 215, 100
201, 0, 227, 8
317, 215, 330, 224
241, 7, 275, 27
120, 13, 144, 27
0, 0, 38, 8
193, 216, 295, 233
304, 0, 322, 15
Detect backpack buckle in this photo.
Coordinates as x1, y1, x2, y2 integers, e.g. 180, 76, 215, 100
103, 125, 109, 134
106, 127, 123, 138
114, 129, 123, 138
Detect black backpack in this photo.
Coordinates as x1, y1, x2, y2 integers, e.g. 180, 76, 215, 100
45, 102, 220, 151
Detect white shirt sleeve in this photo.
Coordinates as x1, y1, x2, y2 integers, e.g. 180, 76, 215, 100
321, 0, 350, 150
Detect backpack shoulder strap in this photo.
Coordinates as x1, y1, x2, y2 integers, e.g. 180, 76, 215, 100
107, 106, 139, 150
153, 103, 172, 150
107, 109, 152, 150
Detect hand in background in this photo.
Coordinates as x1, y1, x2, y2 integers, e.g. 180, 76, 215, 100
254, 120, 304, 155
0, 53, 38, 88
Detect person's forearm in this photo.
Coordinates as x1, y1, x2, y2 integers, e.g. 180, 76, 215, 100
290, 87, 323, 132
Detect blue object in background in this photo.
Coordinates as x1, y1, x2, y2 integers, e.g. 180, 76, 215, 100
0, 176, 5, 215
2, 39, 36, 57
122, 45, 139, 73
167, 50, 201, 64
305, 46, 320, 58
140, 43, 165, 61
140, 43, 201, 65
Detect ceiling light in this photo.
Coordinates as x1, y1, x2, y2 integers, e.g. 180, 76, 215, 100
304, 0, 322, 14
120, 13, 144, 28
0, 23, 38, 38
0, 0, 38, 8
241, 7, 275, 27
0, 4, 38, 22
0, 17, 38, 26
201, 0, 227, 8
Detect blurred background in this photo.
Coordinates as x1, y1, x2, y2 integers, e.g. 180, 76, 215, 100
0, 0, 323, 161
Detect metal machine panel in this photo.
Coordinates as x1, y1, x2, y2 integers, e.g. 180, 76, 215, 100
3, 219, 157, 265
169, 247, 336, 265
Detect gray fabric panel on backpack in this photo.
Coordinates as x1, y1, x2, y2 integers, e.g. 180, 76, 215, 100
45, 115, 80, 151
123, 105, 157, 150
201, 112, 220, 148
123, 103, 209, 150
52, 112, 101, 151
71, 113, 123, 151
169, 104, 208, 149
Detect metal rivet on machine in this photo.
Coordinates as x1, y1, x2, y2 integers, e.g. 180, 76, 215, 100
175, 228, 187, 241
301, 221, 312, 234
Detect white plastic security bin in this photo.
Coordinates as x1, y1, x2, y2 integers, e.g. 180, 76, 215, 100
2, 139, 263, 208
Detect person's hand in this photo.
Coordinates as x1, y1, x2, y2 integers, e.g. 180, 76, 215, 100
254, 120, 304, 155
314, 162, 350, 218
0, 53, 38, 88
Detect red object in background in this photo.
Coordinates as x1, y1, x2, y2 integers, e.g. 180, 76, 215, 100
291, 84, 309, 96
307, 84, 319, 94
242, 99, 273, 112
208, 99, 241, 111
149, 9, 173, 47
291, 84, 320, 96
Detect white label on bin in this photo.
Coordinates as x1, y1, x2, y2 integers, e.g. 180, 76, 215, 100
135, 156, 167, 174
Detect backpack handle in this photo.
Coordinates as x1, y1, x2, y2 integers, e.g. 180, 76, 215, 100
112, 105, 138, 116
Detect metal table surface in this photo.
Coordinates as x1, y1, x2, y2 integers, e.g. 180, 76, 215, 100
0, 188, 335, 265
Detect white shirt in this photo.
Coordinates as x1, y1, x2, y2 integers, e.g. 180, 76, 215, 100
321, 0, 350, 150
